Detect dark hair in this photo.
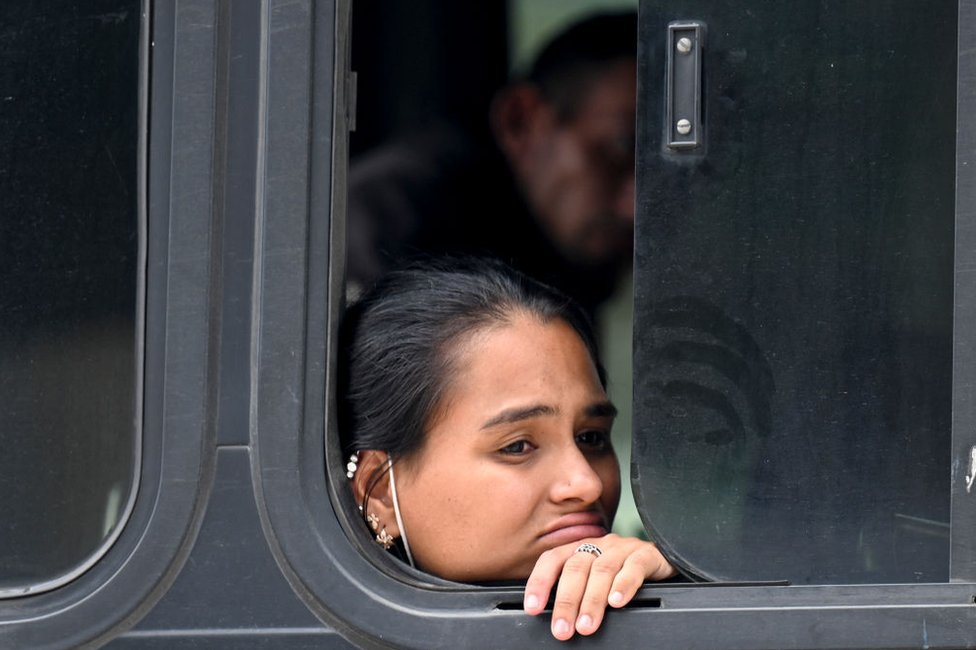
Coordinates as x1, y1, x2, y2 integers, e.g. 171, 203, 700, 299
526, 11, 638, 120
338, 257, 605, 462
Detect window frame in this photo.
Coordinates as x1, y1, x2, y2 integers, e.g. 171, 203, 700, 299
0, 1, 223, 646
255, 1, 976, 648
0, 0, 146, 600
950, 0, 976, 582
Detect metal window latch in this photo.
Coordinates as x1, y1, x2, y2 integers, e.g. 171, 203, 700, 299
665, 21, 704, 151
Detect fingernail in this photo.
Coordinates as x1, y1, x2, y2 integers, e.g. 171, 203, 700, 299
609, 591, 624, 605
553, 618, 570, 637
525, 594, 539, 610
577, 614, 593, 630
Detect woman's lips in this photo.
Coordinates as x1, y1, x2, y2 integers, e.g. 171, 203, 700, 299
539, 512, 608, 546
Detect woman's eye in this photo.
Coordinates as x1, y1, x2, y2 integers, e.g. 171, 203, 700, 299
576, 429, 611, 451
499, 440, 532, 455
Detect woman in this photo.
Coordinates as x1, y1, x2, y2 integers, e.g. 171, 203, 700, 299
339, 258, 675, 641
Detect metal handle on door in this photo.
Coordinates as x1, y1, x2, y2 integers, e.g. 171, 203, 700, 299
665, 21, 704, 151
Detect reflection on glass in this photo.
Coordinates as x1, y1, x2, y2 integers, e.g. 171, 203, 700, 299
0, 0, 141, 596
634, 0, 956, 584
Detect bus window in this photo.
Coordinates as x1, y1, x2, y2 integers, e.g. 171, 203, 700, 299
106, 0, 976, 646
347, 1, 647, 542
0, 0, 142, 597
633, 0, 956, 584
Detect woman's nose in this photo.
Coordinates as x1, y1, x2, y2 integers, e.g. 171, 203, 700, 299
549, 445, 604, 505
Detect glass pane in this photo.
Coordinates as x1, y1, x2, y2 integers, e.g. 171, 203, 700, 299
0, 0, 142, 596
633, 0, 956, 584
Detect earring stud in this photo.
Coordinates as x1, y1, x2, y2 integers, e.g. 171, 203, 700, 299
366, 512, 380, 532
346, 452, 359, 479
376, 528, 395, 549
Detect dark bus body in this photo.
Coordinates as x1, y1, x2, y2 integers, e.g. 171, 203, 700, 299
2, 2, 976, 648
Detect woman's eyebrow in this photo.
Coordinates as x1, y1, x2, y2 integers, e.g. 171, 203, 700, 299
480, 401, 617, 430
480, 405, 556, 429
587, 401, 618, 418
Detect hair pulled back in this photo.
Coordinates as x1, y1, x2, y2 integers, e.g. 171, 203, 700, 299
338, 257, 605, 461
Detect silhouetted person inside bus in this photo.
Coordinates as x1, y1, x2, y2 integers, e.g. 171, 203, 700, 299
346, 12, 637, 315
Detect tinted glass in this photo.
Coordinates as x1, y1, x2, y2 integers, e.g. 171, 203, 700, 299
0, 0, 141, 595
633, 1, 956, 584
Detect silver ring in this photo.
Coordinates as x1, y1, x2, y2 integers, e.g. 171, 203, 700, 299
575, 542, 603, 557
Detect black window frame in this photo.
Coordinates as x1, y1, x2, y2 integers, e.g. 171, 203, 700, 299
0, 1, 223, 646
0, 0, 146, 600
257, 1, 976, 648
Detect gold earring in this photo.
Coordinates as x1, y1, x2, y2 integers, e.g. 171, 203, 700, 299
366, 512, 380, 532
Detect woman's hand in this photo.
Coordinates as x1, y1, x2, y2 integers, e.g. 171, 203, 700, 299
522, 534, 676, 641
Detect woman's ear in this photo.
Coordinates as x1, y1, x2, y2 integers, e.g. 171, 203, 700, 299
351, 449, 400, 539
489, 83, 555, 167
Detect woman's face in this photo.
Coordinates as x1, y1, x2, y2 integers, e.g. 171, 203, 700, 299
394, 313, 620, 581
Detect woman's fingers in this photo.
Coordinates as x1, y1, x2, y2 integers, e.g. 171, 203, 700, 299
524, 535, 676, 641
573, 549, 623, 635
549, 548, 600, 639
607, 545, 658, 609
523, 546, 573, 616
